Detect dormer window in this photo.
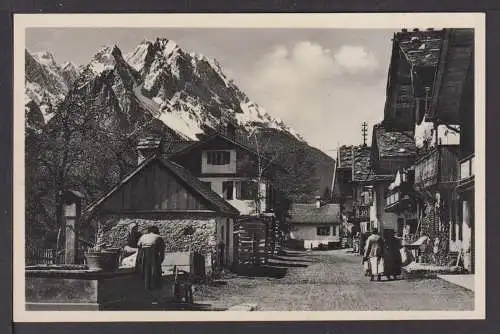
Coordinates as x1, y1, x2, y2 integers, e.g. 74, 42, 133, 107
207, 151, 230, 165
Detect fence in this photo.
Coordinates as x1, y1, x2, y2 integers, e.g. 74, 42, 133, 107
26, 247, 64, 265
26, 245, 86, 266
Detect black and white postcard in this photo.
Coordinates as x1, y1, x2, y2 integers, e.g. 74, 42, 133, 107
13, 13, 485, 322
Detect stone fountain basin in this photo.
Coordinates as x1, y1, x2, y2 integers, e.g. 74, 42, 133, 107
25, 266, 177, 311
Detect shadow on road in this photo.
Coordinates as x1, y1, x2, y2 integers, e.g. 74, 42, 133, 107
271, 256, 315, 263
233, 264, 288, 279
266, 261, 308, 268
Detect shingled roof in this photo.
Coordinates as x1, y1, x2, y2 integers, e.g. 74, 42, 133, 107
373, 124, 417, 159
84, 155, 240, 217
338, 145, 355, 169
397, 28, 445, 68
352, 146, 373, 182
288, 203, 340, 224
161, 140, 197, 156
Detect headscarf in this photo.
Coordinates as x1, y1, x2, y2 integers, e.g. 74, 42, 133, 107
129, 222, 138, 232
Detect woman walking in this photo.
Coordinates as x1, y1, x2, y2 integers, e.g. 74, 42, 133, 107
383, 231, 402, 280
363, 227, 385, 281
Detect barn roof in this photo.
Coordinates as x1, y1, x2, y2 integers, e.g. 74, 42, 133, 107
373, 124, 417, 159
352, 146, 373, 182
396, 29, 445, 68
84, 155, 240, 217
288, 203, 340, 224
338, 145, 355, 169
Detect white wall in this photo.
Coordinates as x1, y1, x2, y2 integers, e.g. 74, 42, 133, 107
289, 224, 340, 248
199, 176, 267, 215
373, 183, 398, 232
415, 121, 460, 148
201, 150, 237, 174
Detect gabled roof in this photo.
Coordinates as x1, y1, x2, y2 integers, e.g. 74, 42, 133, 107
427, 28, 474, 124
352, 146, 373, 182
338, 145, 355, 169
288, 203, 340, 224
373, 124, 417, 159
162, 140, 197, 156
84, 155, 240, 217
169, 132, 287, 173
170, 133, 262, 158
396, 29, 445, 68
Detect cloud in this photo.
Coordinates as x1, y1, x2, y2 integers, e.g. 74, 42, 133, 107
239, 41, 386, 156
334, 45, 378, 73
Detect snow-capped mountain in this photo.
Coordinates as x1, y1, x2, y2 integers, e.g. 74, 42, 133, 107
122, 38, 302, 141
25, 50, 79, 122
25, 37, 335, 205
25, 39, 302, 141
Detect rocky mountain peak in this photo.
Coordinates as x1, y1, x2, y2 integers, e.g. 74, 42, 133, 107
32, 51, 58, 66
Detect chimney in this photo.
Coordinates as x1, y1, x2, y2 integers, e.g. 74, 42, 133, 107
226, 123, 236, 140
315, 196, 322, 209
137, 136, 162, 165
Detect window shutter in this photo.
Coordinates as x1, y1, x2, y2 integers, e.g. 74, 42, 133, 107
235, 181, 242, 199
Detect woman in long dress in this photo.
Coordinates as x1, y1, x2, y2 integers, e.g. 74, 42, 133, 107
383, 231, 402, 280
363, 228, 385, 281
135, 225, 166, 290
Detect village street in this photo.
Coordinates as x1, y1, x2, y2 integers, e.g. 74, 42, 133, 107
193, 250, 474, 311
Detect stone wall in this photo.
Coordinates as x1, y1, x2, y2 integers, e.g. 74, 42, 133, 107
99, 215, 217, 255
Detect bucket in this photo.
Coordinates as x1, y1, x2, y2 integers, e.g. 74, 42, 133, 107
85, 250, 120, 271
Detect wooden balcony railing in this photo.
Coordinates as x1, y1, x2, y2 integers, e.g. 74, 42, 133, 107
460, 154, 475, 180
414, 145, 458, 190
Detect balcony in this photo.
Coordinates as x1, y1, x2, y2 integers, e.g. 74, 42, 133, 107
460, 154, 475, 180
457, 154, 475, 193
385, 189, 415, 213
414, 145, 459, 191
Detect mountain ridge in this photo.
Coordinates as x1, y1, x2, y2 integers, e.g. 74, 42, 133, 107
25, 38, 335, 206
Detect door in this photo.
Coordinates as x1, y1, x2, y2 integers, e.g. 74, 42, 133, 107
220, 224, 225, 267
225, 219, 231, 265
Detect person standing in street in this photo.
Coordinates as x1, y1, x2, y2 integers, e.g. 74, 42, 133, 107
363, 227, 385, 281
383, 230, 402, 280
136, 225, 166, 290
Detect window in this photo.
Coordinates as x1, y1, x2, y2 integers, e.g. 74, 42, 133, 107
223, 181, 234, 200
317, 226, 330, 236
238, 180, 258, 200
207, 151, 230, 165
332, 226, 337, 236
201, 181, 212, 190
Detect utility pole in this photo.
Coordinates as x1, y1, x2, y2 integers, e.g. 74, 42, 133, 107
361, 122, 368, 147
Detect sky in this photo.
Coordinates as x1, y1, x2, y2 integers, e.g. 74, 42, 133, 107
26, 28, 396, 158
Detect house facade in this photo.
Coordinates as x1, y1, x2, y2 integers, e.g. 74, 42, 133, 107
168, 132, 281, 217
420, 28, 475, 270
369, 124, 417, 237
380, 28, 474, 269
84, 142, 240, 274
287, 200, 341, 250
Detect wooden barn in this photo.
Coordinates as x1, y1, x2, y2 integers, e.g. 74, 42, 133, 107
84, 149, 240, 276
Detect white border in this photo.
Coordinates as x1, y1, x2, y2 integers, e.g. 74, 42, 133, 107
13, 13, 486, 322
